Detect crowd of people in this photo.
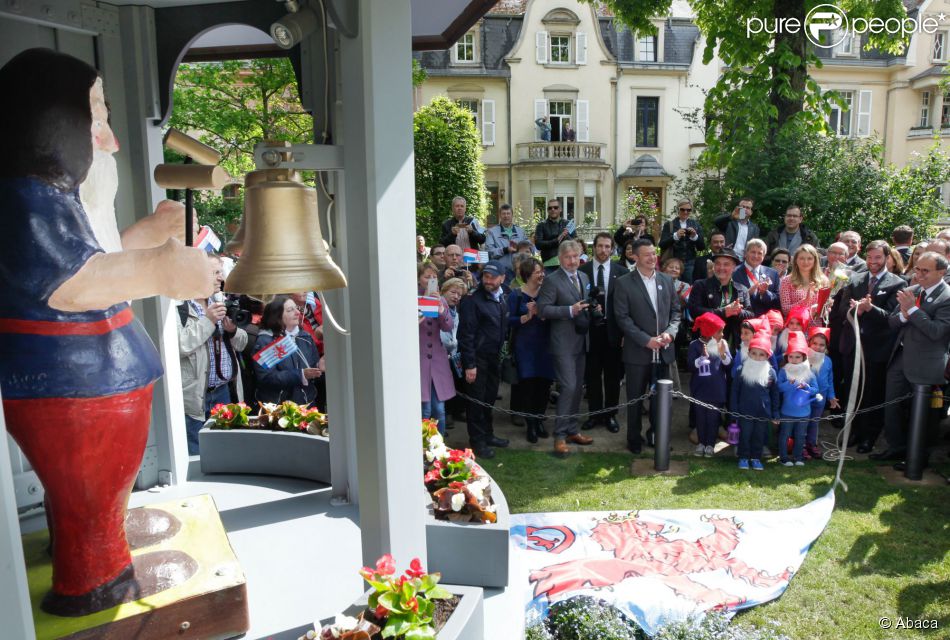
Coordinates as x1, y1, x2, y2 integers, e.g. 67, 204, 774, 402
416, 195, 950, 471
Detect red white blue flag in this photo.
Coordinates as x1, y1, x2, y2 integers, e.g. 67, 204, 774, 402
511, 490, 835, 636
195, 225, 221, 252
418, 296, 440, 318
463, 248, 489, 264
252, 335, 298, 369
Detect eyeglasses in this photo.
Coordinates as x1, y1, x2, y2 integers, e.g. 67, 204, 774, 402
432, 251, 445, 256
548, 206, 560, 210
679, 208, 692, 213
915, 266, 933, 274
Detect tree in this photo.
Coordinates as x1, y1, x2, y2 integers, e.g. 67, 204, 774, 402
413, 96, 487, 243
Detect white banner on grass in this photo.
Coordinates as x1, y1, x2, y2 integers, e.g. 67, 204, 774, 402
510, 490, 835, 636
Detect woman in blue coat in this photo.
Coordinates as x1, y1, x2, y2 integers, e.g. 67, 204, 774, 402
508, 259, 555, 442
252, 296, 321, 405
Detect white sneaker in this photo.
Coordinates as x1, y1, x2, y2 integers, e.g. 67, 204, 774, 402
794, 460, 805, 466
781, 459, 793, 467
694, 444, 705, 457
704, 445, 715, 457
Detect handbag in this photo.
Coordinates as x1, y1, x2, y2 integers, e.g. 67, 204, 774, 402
500, 338, 519, 385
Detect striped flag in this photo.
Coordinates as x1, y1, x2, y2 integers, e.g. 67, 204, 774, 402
252, 335, 298, 369
463, 248, 489, 264
195, 225, 221, 252
305, 291, 316, 309
418, 296, 440, 318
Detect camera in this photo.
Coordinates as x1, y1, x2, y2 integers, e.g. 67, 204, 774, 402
587, 285, 604, 323
225, 298, 250, 326
632, 217, 644, 226
738, 207, 747, 220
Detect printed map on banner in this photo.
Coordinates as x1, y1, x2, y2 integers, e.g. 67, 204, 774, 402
510, 490, 835, 636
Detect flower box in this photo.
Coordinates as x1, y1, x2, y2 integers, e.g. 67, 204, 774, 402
317, 584, 484, 640
198, 426, 330, 484
424, 473, 511, 588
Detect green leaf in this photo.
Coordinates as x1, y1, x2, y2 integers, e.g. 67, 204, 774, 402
404, 626, 437, 640
379, 591, 405, 613
426, 585, 453, 600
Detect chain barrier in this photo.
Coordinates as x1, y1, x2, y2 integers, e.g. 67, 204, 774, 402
454, 389, 655, 422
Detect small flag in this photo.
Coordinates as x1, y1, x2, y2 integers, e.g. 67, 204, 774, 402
464, 248, 489, 264
418, 296, 440, 318
252, 335, 298, 369
305, 291, 316, 309
566, 219, 576, 235
195, 225, 221, 252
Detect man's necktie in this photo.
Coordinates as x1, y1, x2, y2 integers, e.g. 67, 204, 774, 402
869, 274, 878, 292
572, 274, 581, 297
597, 264, 605, 291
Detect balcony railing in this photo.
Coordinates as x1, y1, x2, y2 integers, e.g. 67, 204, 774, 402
517, 142, 607, 162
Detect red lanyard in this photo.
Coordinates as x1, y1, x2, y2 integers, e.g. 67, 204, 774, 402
745, 267, 757, 286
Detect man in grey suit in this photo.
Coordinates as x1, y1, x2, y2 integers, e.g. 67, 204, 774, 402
872, 252, 950, 467
537, 240, 595, 457
612, 239, 681, 454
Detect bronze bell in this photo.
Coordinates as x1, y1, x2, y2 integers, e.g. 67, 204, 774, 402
224, 170, 347, 296
224, 168, 299, 256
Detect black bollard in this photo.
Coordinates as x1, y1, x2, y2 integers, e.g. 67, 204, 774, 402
905, 384, 930, 481
184, 156, 194, 246
654, 379, 673, 472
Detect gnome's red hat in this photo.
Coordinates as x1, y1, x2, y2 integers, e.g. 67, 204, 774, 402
764, 309, 785, 333
785, 306, 811, 329
808, 326, 831, 344
749, 333, 773, 357
747, 317, 772, 336
786, 331, 809, 357
694, 312, 726, 339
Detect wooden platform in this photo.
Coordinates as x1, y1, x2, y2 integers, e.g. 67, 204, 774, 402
24, 495, 248, 640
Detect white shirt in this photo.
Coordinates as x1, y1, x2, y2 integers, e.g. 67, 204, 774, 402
637, 267, 658, 312
734, 222, 750, 256
563, 268, 582, 316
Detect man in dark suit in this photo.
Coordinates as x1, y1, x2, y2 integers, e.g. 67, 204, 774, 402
692, 231, 726, 283
713, 196, 760, 257
612, 239, 681, 454
439, 196, 486, 248
833, 241, 907, 453
538, 240, 595, 456
579, 232, 628, 432
731, 238, 780, 317
687, 248, 753, 347
871, 251, 950, 466
891, 225, 914, 264
658, 198, 704, 282
457, 261, 510, 459
840, 230, 868, 273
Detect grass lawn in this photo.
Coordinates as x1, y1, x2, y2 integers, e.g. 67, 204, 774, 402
486, 450, 950, 640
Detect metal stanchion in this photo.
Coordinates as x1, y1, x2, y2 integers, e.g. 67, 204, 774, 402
654, 379, 673, 472
905, 384, 930, 481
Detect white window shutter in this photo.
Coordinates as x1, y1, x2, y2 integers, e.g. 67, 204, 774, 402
857, 90, 872, 137
575, 31, 587, 65
576, 99, 590, 142
534, 98, 548, 141
536, 31, 549, 64
481, 99, 495, 146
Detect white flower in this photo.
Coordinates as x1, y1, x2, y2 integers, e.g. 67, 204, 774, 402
427, 443, 448, 461
429, 433, 444, 448
450, 492, 466, 511
278, 416, 290, 429
261, 402, 278, 412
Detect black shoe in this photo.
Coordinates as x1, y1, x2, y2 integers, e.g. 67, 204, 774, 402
581, 418, 597, 431
892, 461, 907, 472
606, 417, 620, 433
511, 415, 525, 426
473, 446, 495, 459
870, 448, 906, 461
535, 421, 550, 439
526, 421, 538, 444
856, 441, 874, 454
645, 428, 656, 448
486, 436, 510, 448
847, 432, 859, 447
627, 442, 642, 455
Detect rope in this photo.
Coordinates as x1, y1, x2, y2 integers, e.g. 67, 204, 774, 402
455, 388, 655, 421
668, 391, 910, 424
831, 306, 864, 491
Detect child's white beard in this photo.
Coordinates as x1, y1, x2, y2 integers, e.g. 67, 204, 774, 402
808, 350, 826, 375
705, 338, 721, 360
784, 361, 812, 384
740, 357, 772, 387
740, 343, 749, 362
79, 150, 123, 253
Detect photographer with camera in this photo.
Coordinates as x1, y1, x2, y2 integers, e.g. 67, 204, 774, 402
178, 257, 249, 454
714, 196, 761, 257
658, 198, 704, 282
613, 215, 656, 254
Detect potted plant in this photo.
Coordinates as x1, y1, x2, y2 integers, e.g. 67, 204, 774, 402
310, 555, 484, 640
199, 401, 330, 483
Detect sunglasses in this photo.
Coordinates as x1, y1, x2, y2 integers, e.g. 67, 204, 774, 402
679, 208, 692, 212
772, 258, 789, 263
548, 206, 560, 210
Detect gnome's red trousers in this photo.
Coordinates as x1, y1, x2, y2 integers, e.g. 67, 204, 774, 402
4, 385, 153, 596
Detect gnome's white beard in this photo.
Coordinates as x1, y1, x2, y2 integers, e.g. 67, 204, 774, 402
784, 361, 812, 384
740, 357, 772, 387
739, 343, 749, 362
777, 328, 789, 351
79, 150, 123, 253
808, 350, 826, 375
705, 337, 721, 360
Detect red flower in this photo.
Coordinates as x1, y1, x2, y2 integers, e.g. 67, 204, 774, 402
448, 481, 466, 491
448, 449, 464, 463
406, 557, 426, 578
424, 469, 441, 484
375, 604, 389, 619
375, 553, 396, 576
395, 574, 408, 588
406, 596, 419, 613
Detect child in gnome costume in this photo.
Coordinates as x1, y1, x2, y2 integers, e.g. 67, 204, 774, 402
777, 331, 820, 466
806, 327, 840, 460
731, 317, 775, 378
774, 305, 810, 365
731, 333, 780, 470
687, 312, 733, 457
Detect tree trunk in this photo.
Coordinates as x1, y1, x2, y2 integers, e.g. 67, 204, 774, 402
770, 0, 807, 138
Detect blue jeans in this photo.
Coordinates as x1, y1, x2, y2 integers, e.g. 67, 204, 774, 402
807, 402, 824, 446
186, 384, 232, 455
737, 417, 768, 460
421, 380, 446, 435
778, 416, 808, 462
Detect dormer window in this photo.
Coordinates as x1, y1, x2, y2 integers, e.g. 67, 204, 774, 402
536, 9, 587, 66
933, 32, 946, 63
638, 36, 657, 62
452, 31, 477, 64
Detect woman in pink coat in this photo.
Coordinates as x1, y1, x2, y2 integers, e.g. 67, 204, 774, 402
418, 263, 456, 433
